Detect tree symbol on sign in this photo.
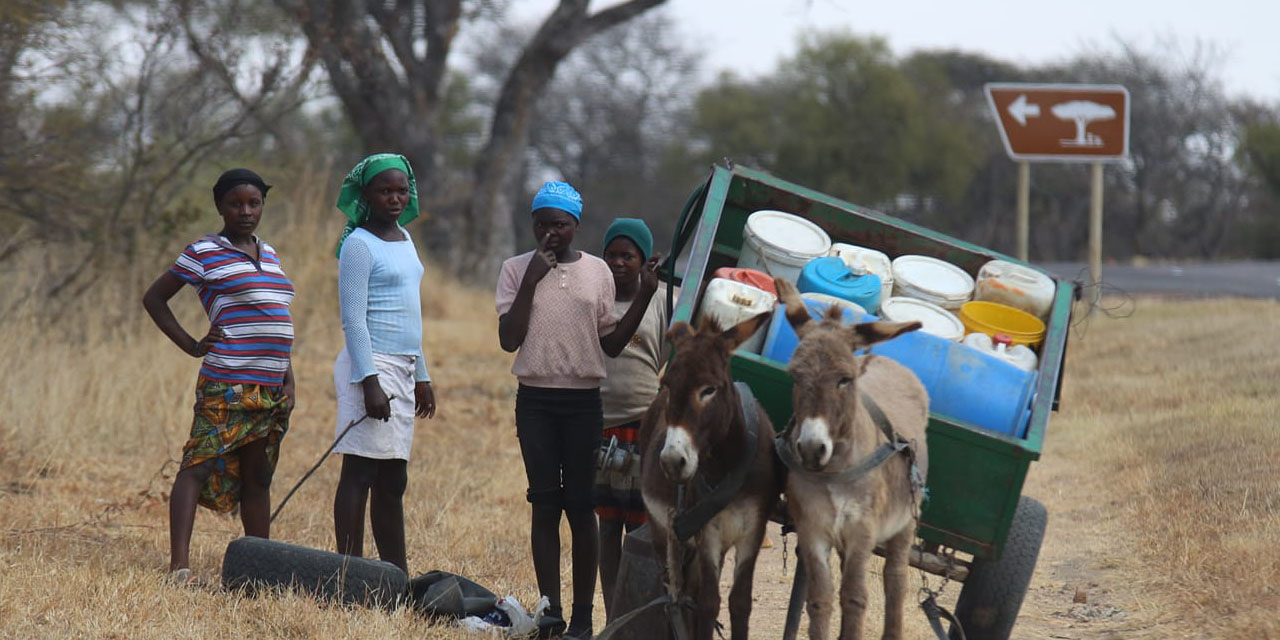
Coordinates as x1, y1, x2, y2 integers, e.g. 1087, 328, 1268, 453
1051, 100, 1115, 148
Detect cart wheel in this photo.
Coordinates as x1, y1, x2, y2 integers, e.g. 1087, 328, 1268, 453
221, 536, 407, 608
950, 496, 1047, 640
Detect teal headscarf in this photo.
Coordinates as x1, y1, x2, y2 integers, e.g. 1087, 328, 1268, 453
335, 153, 420, 257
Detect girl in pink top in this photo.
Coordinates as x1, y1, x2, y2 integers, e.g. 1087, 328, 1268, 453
495, 181, 657, 638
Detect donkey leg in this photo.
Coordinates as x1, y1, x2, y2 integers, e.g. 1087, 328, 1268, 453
799, 532, 834, 640
836, 528, 874, 640
694, 545, 724, 640
880, 527, 913, 640
727, 522, 767, 640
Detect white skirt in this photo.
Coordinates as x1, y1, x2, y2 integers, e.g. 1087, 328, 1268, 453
333, 348, 416, 460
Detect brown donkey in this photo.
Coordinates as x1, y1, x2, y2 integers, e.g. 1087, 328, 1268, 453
773, 278, 930, 640
639, 313, 779, 640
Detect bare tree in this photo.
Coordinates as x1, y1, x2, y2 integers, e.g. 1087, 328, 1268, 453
270, 0, 668, 281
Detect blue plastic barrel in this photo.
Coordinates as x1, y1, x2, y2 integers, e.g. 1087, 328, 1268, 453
797, 257, 882, 313
760, 298, 1037, 438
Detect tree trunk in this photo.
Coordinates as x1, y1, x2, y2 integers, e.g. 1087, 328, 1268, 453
453, 0, 667, 284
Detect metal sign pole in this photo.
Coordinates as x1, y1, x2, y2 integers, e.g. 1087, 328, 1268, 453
1089, 162, 1104, 303
1016, 160, 1030, 262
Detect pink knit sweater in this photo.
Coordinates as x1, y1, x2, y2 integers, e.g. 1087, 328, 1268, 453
495, 251, 617, 389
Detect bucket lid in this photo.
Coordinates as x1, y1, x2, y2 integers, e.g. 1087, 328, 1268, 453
879, 296, 965, 341
829, 243, 892, 279
713, 267, 777, 296
977, 259, 1054, 289
892, 255, 974, 303
744, 210, 832, 263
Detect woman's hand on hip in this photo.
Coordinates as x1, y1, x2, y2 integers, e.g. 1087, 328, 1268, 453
414, 381, 436, 419
189, 325, 225, 357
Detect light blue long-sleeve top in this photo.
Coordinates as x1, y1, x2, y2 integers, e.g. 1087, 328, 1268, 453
338, 226, 430, 383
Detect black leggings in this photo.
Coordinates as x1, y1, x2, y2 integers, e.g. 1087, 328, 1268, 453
515, 385, 603, 512
515, 384, 602, 622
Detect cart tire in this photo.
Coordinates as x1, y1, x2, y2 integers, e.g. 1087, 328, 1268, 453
221, 536, 407, 608
950, 496, 1047, 640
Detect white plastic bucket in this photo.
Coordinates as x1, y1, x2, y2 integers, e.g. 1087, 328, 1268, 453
801, 292, 867, 322
962, 332, 1039, 371
737, 210, 831, 284
829, 243, 892, 311
879, 296, 965, 342
974, 259, 1056, 319
698, 278, 777, 354
891, 255, 974, 310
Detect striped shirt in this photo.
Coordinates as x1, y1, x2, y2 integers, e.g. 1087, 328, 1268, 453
169, 233, 295, 386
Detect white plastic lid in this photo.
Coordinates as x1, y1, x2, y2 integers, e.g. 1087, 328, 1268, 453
891, 255, 974, 303
879, 296, 965, 341
978, 259, 1053, 288
829, 243, 892, 280
744, 210, 832, 263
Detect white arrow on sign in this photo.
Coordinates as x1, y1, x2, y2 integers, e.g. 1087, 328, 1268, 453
1008, 94, 1040, 126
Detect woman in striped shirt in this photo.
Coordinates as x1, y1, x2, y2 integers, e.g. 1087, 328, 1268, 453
142, 168, 295, 585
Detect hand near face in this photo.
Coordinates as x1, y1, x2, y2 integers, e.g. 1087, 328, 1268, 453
524, 233, 557, 284
639, 253, 662, 297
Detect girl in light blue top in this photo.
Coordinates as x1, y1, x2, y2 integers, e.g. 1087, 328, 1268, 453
331, 153, 437, 573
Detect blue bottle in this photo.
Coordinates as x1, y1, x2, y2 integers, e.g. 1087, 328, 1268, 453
797, 256, 882, 313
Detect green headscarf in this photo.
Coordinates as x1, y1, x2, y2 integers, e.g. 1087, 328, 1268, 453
335, 153, 420, 257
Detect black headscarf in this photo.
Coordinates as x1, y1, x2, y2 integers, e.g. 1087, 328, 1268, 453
212, 168, 272, 204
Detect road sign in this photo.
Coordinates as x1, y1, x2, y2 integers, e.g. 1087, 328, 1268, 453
984, 83, 1130, 162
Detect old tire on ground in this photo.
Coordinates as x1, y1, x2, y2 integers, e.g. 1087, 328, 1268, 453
222, 536, 408, 608
950, 496, 1047, 640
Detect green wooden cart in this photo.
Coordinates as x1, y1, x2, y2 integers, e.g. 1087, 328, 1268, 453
663, 164, 1072, 640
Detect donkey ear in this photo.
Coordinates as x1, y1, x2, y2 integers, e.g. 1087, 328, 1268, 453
720, 311, 771, 351
667, 321, 696, 347
773, 278, 812, 334
850, 320, 921, 350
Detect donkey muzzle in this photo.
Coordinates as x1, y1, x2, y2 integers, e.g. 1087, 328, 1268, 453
659, 426, 698, 482
796, 417, 834, 470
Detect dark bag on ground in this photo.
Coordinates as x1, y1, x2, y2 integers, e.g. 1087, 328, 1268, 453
407, 570, 500, 619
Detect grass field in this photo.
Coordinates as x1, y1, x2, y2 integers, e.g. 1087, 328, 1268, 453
2, 178, 1277, 637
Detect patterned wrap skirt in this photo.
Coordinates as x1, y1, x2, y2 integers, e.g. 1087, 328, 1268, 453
592, 420, 647, 527
182, 375, 289, 513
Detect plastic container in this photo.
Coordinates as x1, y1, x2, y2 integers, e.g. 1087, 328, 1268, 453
959, 301, 1046, 349
713, 267, 777, 296
802, 292, 867, 321
829, 243, 893, 309
879, 296, 965, 342
962, 333, 1039, 372
865, 330, 1038, 438
796, 256, 882, 313
698, 277, 777, 354
891, 255, 974, 310
762, 298, 872, 364
736, 210, 832, 283
974, 259, 1056, 319
761, 299, 1038, 438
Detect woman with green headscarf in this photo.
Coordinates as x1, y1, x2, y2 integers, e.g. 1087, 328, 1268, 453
331, 153, 437, 573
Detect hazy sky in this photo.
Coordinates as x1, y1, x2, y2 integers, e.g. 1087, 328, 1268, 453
516, 0, 1280, 102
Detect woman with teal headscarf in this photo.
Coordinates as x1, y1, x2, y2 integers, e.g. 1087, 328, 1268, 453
331, 153, 437, 573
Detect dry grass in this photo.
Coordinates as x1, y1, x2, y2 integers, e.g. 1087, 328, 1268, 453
2, 171, 1278, 637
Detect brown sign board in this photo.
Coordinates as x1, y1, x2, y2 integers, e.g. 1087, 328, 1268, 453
985, 83, 1130, 162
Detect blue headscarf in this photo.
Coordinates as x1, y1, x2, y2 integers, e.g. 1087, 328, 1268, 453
531, 181, 582, 219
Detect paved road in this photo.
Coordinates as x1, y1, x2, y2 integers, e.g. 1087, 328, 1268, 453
1037, 261, 1280, 299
